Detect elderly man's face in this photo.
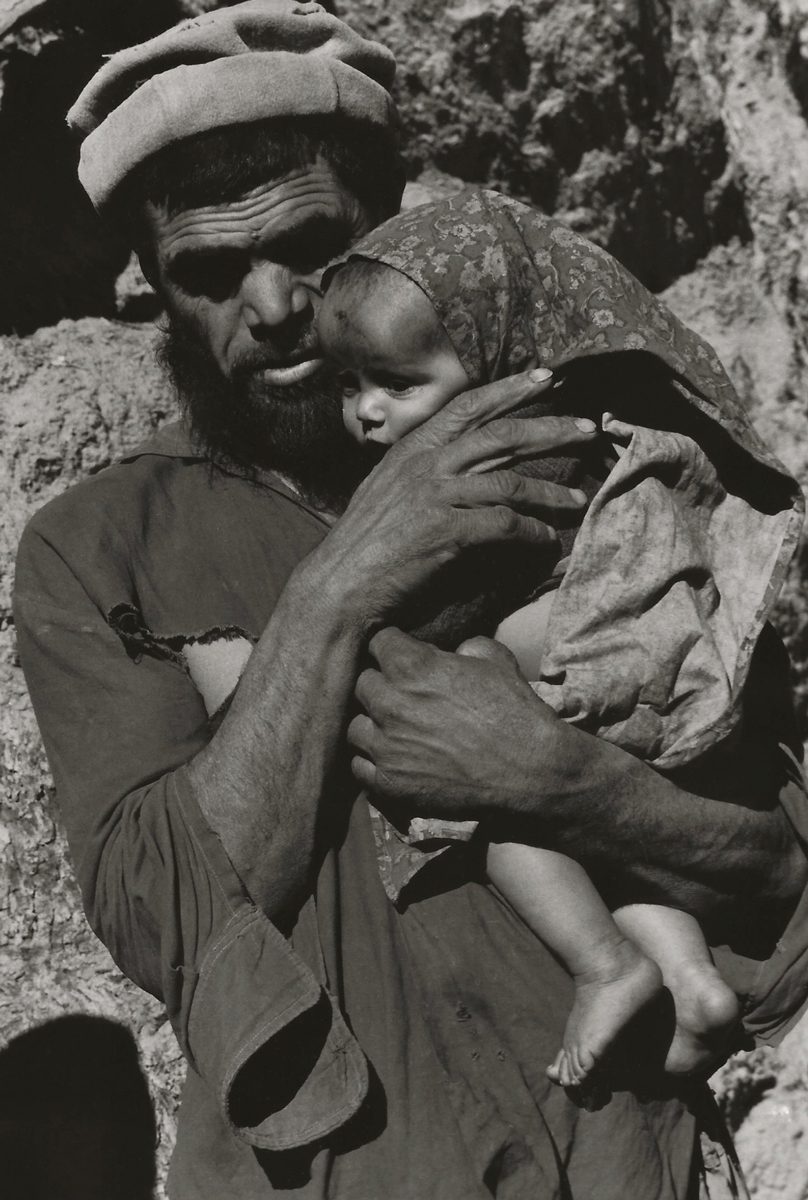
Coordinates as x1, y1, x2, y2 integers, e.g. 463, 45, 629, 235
146, 158, 384, 508
146, 159, 373, 380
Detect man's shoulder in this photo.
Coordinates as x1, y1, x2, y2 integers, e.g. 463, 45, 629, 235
17, 420, 328, 602
21, 422, 207, 548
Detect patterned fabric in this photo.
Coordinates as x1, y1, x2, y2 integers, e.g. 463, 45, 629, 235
328, 188, 772, 449
327, 188, 804, 901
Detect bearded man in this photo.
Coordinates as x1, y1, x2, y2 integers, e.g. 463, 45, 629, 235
13, 3, 808, 1197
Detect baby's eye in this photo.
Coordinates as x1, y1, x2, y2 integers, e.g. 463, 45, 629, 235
380, 377, 418, 396
337, 371, 360, 396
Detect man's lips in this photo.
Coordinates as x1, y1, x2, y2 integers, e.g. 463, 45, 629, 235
258, 358, 324, 385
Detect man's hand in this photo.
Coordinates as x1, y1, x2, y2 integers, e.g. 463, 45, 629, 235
348, 628, 571, 817
349, 629, 808, 926
303, 369, 597, 629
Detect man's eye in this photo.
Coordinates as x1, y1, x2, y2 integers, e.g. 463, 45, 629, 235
174, 257, 243, 301
279, 232, 352, 276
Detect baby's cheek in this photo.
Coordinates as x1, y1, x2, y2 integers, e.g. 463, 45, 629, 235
341, 402, 364, 443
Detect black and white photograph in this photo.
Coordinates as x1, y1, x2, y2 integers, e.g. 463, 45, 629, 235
2, 1, 808, 1196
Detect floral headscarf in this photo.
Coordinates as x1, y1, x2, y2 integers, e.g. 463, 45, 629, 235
328, 188, 803, 770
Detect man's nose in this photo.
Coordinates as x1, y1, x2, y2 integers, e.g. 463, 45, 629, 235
241, 262, 314, 335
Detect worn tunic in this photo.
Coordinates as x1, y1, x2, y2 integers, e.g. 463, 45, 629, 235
14, 422, 808, 1198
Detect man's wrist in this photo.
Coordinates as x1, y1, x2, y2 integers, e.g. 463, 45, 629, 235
496, 719, 637, 840
285, 551, 372, 645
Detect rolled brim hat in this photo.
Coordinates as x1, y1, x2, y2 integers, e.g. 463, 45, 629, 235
67, 0, 398, 211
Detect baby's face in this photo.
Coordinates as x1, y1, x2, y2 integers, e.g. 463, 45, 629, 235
318, 267, 469, 445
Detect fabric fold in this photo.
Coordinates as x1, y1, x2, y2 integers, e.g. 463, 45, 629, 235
188, 904, 369, 1150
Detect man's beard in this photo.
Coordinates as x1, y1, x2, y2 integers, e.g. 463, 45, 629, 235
158, 313, 381, 512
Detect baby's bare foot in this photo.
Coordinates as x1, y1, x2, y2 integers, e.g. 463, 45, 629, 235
664, 960, 740, 1076
546, 937, 662, 1087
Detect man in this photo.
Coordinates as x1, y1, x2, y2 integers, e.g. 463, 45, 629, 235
13, 2, 808, 1196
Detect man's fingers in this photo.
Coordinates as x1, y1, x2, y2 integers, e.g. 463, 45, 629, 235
450, 470, 587, 526
439, 413, 597, 476
368, 627, 429, 672
404, 368, 555, 449
452, 506, 558, 551
456, 637, 517, 667
347, 713, 377, 755
351, 755, 378, 790
354, 667, 390, 715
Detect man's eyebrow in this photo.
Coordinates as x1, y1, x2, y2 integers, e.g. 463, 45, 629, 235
166, 215, 354, 277
166, 244, 244, 277
263, 214, 354, 260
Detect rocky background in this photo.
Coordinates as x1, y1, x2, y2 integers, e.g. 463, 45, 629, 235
3, 0, 808, 1195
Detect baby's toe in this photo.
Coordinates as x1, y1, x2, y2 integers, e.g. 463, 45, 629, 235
559, 1052, 575, 1089
546, 1050, 564, 1084
569, 1047, 586, 1085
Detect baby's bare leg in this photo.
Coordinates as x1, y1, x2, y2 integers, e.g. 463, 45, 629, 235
487, 841, 661, 1086
614, 904, 740, 1076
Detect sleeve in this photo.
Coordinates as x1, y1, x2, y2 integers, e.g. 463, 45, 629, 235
13, 523, 368, 1149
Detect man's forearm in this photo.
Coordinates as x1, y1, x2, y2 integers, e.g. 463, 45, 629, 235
186, 557, 365, 920
509, 732, 808, 923
349, 630, 808, 928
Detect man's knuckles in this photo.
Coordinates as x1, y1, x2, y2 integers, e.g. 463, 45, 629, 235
454, 505, 551, 547
369, 627, 432, 672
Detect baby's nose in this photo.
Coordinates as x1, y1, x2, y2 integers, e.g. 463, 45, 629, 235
355, 392, 386, 426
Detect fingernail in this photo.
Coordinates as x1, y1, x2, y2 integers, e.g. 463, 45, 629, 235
574, 418, 597, 432
572, 489, 588, 504
530, 367, 553, 382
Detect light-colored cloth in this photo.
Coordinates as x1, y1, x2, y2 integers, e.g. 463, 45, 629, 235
67, 0, 397, 210
330, 190, 804, 901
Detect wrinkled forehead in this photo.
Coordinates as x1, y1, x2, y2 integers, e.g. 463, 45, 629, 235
318, 260, 447, 365
146, 167, 367, 268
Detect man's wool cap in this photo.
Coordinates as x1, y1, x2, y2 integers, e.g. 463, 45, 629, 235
67, 0, 398, 211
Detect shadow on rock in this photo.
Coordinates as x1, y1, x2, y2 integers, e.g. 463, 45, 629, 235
0, 1013, 157, 1200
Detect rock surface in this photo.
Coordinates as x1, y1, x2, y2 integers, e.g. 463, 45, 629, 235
2, 1, 808, 1196
0, 319, 184, 1187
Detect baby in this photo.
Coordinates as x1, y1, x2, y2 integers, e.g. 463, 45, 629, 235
316, 189, 802, 1091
